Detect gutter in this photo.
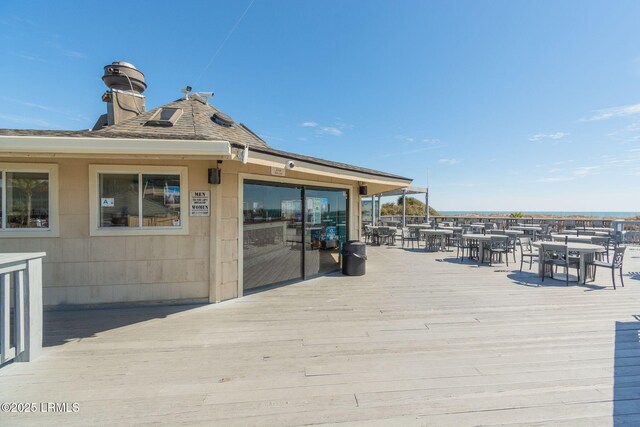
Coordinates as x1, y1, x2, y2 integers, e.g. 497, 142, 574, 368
229, 142, 412, 183
0, 135, 232, 157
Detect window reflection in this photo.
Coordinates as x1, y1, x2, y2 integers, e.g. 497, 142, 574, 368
99, 173, 181, 228
6, 172, 49, 229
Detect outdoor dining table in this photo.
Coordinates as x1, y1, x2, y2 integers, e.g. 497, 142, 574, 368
439, 225, 463, 232
583, 227, 614, 233
550, 234, 594, 243
487, 229, 524, 236
510, 225, 542, 240
420, 229, 453, 251
462, 233, 494, 264
561, 229, 610, 236
532, 242, 605, 285
510, 225, 542, 232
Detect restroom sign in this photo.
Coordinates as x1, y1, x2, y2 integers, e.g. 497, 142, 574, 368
190, 191, 210, 216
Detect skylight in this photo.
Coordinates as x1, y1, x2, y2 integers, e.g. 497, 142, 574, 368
212, 112, 233, 127
145, 108, 182, 127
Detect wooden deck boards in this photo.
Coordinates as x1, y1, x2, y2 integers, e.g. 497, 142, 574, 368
1, 245, 640, 426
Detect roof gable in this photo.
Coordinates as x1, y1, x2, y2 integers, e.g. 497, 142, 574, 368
93, 97, 270, 149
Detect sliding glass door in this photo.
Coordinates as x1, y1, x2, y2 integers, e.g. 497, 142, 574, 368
243, 180, 348, 291
243, 182, 303, 291
304, 188, 348, 278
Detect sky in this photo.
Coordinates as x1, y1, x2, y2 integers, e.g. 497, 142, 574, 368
1, 0, 639, 212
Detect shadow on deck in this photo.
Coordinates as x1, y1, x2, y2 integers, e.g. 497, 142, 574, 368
614, 319, 640, 425
43, 304, 204, 347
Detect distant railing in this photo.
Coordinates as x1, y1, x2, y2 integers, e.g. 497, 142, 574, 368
612, 220, 640, 244
370, 215, 640, 235
1, 252, 46, 365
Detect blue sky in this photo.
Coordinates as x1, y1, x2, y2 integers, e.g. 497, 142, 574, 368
1, 0, 639, 212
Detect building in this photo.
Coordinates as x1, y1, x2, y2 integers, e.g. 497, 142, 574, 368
0, 62, 411, 308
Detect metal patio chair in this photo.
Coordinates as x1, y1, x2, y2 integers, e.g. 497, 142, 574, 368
586, 245, 626, 289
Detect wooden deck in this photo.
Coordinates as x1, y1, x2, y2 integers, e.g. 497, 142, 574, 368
2, 244, 640, 426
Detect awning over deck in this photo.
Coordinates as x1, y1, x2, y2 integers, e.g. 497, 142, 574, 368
367, 185, 429, 227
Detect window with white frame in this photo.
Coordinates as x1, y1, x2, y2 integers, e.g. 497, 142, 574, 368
90, 165, 188, 235
0, 163, 58, 234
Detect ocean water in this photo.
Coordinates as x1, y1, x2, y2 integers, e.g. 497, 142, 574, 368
440, 211, 639, 218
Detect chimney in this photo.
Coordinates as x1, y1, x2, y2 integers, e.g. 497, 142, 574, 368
94, 61, 147, 129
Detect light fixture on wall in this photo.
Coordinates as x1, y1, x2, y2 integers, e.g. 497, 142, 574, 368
208, 160, 222, 185
359, 184, 368, 195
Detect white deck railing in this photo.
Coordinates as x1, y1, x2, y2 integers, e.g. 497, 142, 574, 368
0, 252, 46, 365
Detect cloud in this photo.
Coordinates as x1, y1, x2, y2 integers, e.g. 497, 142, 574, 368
582, 103, 640, 121
529, 132, 570, 142
438, 158, 459, 165
0, 96, 90, 122
62, 49, 87, 59
395, 135, 415, 143
300, 121, 345, 136
572, 166, 599, 177
8, 52, 46, 63
0, 113, 54, 128
535, 176, 575, 183
44, 41, 87, 60
319, 126, 343, 136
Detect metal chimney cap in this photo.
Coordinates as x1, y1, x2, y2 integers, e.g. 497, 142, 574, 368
102, 61, 147, 93
111, 61, 138, 69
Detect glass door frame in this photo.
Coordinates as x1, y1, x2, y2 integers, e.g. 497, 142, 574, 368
239, 175, 351, 296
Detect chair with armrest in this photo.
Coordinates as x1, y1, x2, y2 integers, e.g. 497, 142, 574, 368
586, 246, 626, 289
517, 237, 538, 271
540, 243, 580, 286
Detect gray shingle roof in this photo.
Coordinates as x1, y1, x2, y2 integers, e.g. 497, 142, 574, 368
93, 97, 270, 149
0, 97, 411, 182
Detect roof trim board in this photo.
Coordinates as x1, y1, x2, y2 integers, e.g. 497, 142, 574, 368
246, 149, 411, 186
0, 135, 232, 157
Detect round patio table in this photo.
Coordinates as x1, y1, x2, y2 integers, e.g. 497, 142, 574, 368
420, 229, 453, 251
532, 242, 605, 285
551, 234, 594, 243
560, 229, 609, 236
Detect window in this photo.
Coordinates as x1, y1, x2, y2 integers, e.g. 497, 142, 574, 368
89, 165, 188, 236
0, 163, 59, 237
145, 108, 182, 127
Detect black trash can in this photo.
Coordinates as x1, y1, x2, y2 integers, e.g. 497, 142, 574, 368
342, 240, 367, 276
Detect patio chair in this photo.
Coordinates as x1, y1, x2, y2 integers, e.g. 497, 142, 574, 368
401, 227, 420, 249
376, 227, 391, 245
517, 237, 538, 271
539, 224, 554, 241
592, 220, 604, 227
485, 235, 509, 266
450, 231, 463, 258
563, 219, 576, 230
577, 229, 596, 237
591, 236, 610, 263
459, 234, 479, 262
540, 243, 580, 285
586, 246, 626, 289
425, 233, 442, 252
507, 234, 517, 263
363, 225, 373, 244
487, 229, 505, 235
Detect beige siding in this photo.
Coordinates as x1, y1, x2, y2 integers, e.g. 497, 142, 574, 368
0, 156, 373, 307
0, 158, 212, 307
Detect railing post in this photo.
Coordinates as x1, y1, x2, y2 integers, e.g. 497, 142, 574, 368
17, 257, 43, 362
0, 273, 12, 364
